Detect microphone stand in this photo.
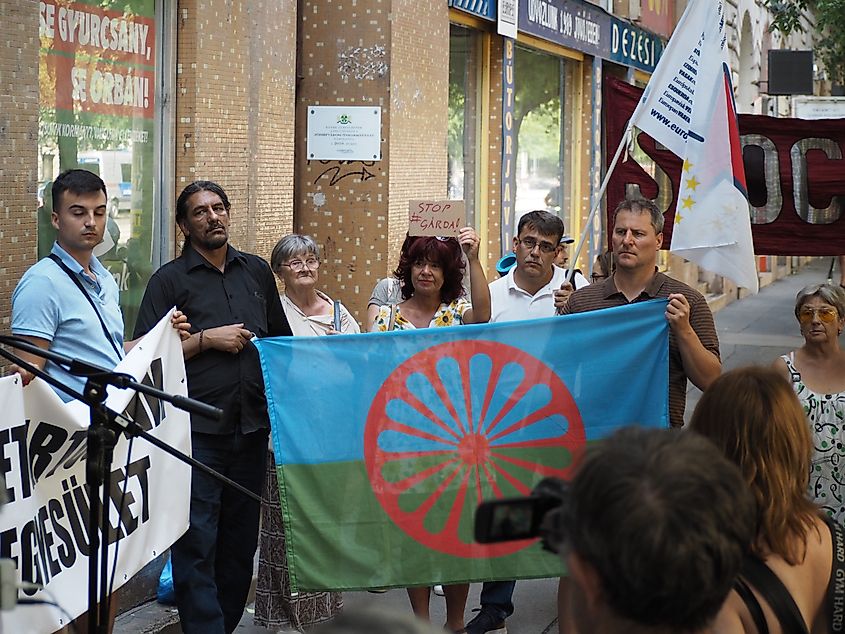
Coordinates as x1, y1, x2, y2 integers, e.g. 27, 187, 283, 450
0, 335, 262, 634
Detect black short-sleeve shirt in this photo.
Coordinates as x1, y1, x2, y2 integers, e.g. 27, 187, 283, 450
134, 243, 292, 434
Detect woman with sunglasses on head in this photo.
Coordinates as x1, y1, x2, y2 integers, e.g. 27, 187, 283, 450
773, 283, 845, 523
252, 235, 359, 631
371, 227, 490, 632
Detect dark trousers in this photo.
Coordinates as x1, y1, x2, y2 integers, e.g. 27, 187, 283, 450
171, 430, 268, 634
480, 580, 516, 620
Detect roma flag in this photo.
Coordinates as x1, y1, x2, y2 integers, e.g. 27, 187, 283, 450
255, 300, 669, 592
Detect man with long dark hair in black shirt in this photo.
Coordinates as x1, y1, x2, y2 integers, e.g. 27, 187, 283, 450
134, 181, 292, 634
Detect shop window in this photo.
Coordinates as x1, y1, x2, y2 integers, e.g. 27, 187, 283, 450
38, 0, 160, 336
448, 24, 481, 225
513, 46, 565, 226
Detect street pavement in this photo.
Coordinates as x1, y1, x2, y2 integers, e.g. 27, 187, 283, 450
115, 258, 837, 633
684, 257, 834, 420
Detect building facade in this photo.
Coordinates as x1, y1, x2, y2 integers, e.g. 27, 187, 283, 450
0, 0, 833, 339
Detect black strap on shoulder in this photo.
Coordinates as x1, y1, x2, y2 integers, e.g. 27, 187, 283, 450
734, 575, 769, 634
48, 253, 123, 359
823, 514, 845, 633
741, 554, 809, 634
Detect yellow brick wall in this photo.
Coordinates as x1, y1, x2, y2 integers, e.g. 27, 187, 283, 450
387, 0, 449, 257
175, 0, 297, 262
294, 0, 390, 321
0, 0, 39, 335
295, 0, 449, 322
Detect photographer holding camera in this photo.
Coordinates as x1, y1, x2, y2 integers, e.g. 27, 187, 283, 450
479, 427, 756, 633
557, 426, 755, 633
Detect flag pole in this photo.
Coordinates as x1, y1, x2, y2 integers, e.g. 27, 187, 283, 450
558, 123, 632, 312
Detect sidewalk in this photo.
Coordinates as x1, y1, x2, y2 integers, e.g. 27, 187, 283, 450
115, 258, 837, 633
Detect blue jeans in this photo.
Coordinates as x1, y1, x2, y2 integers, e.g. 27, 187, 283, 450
480, 580, 516, 620
171, 430, 268, 634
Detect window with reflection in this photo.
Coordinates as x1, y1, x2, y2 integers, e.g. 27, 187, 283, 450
448, 24, 481, 226
514, 46, 565, 227
38, 0, 159, 336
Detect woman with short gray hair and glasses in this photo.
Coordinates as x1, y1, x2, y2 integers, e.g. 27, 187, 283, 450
773, 282, 845, 523
254, 234, 359, 630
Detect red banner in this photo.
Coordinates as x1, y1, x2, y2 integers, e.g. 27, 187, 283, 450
605, 76, 845, 255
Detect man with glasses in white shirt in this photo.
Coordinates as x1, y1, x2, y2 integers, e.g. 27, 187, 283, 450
471, 210, 582, 634
488, 211, 585, 324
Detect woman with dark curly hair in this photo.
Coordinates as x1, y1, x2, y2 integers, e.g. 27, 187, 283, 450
371, 227, 490, 332
371, 226, 490, 632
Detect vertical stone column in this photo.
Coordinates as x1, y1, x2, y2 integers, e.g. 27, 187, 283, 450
295, 0, 449, 321
175, 0, 297, 259
0, 0, 39, 333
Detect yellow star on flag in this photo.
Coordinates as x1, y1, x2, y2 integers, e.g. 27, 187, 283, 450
685, 176, 700, 191
682, 159, 694, 173
675, 212, 683, 224
681, 196, 695, 209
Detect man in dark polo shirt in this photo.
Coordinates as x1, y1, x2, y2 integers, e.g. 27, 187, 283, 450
560, 197, 720, 428
134, 181, 291, 634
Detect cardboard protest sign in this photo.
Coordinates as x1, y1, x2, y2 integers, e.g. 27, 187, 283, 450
408, 200, 465, 237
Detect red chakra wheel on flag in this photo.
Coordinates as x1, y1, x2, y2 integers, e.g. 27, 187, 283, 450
364, 340, 586, 558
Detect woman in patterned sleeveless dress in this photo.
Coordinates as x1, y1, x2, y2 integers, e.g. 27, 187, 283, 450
773, 283, 845, 523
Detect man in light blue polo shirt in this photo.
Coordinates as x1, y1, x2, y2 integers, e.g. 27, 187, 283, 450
11, 169, 125, 398
11, 169, 188, 398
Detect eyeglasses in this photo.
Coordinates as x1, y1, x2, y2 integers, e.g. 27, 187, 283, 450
591, 273, 608, 283
798, 307, 838, 324
282, 258, 320, 272
517, 237, 557, 253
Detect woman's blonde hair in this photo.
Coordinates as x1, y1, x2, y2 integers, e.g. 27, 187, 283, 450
689, 366, 818, 565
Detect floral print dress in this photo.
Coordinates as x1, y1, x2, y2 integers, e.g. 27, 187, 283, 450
782, 353, 845, 523
373, 298, 471, 331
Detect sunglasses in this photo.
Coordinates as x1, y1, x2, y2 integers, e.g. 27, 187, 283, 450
798, 307, 838, 324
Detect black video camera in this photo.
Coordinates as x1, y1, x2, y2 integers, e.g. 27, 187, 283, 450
473, 477, 569, 554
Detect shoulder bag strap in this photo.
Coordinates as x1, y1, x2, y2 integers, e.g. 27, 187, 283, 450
734, 575, 769, 634
741, 554, 809, 634
48, 253, 123, 358
823, 515, 845, 633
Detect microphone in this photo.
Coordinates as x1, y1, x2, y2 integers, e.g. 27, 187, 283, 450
0, 334, 224, 421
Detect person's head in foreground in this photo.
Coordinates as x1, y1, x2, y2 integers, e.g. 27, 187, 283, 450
561, 426, 755, 634
689, 366, 818, 564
